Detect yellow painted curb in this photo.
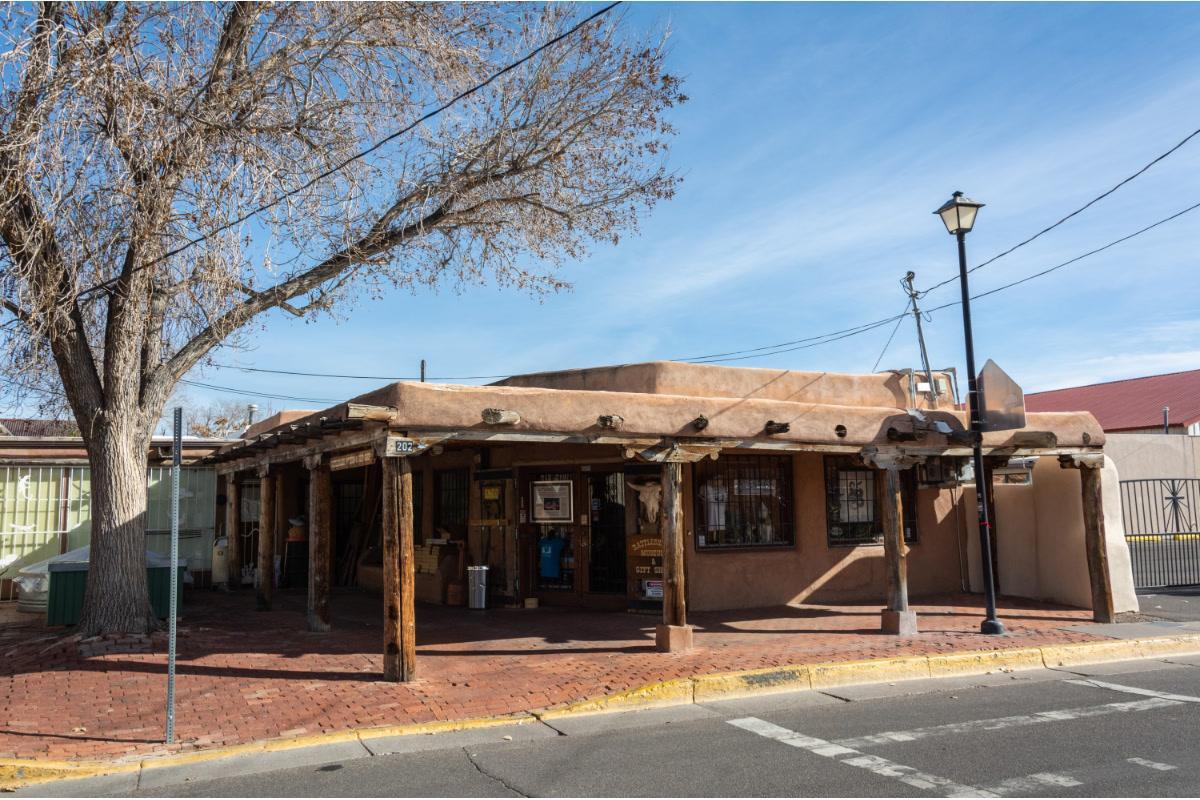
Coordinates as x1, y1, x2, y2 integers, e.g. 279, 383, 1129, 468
809, 655, 931, 689
356, 712, 537, 742
927, 647, 1046, 678
692, 664, 812, 702
0, 759, 139, 791
537, 678, 695, 720
1040, 634, 1200, 667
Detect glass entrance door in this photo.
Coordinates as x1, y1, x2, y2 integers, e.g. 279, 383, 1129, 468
586, 472, 627, 594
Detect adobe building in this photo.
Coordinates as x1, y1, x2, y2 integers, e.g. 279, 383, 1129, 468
205, 361, 1138, 681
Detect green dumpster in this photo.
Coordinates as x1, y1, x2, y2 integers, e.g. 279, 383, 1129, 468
47, 561, 186, 627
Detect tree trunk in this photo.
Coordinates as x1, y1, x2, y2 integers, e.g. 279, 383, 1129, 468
77, 419, 158, 636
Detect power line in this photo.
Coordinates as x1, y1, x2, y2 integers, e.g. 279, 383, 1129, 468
0, 376, 67, 398
923, 198, 1200, 316
671, 312, 912, 363
209, 364, 510, 382
688, 313, 911, 365
178, 378, 338, 405
871, 299, 912, 373
919, 124, 1200, 296
78, 2, 622, 299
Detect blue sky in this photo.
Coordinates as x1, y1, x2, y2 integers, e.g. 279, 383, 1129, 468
192, 2, 1200, 414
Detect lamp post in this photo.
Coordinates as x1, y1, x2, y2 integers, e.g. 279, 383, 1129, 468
934, 191, 1005, 635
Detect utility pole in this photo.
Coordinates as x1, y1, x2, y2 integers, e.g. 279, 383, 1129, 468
903, 271, 939, 404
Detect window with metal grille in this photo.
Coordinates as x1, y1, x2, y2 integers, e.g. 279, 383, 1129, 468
434, 468, 468, 539
824, 456, 919, 546
693, 455, 794, 549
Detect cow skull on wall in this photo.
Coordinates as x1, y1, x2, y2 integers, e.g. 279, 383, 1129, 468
627, 480, 663, 524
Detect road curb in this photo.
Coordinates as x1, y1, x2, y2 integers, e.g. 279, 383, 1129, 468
7, 632, 1200, 790
537, 678, 695, 719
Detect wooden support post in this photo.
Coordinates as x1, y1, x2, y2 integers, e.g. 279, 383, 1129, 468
382, 455, 417, 681
224, 478, 241, 590
863, 449, 920, 635
1079, 463, 1116, 624
882, 467, 909, 612
257, 468, 275, 611
656, 460, 692, 652
306, 457, 332, 632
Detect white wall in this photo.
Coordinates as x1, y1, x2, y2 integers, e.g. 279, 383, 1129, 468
964, 456, 1137, 614
1103, 434, 1200, 481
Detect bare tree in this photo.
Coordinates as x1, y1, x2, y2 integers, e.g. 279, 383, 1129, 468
157, 393, 252, 439
0, 2, 683, 634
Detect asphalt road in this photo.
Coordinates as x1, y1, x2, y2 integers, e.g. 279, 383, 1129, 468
1138, 585, 1200, 622
30, 653, 1200, 798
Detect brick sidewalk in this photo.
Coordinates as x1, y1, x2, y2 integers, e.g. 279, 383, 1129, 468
0, 591, 1101, 763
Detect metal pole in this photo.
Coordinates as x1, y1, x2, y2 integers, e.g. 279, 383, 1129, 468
1163, 406, 1170, 435
166, 407, 181, 742
420, 359, 426, 383
956, 230, 1005, 635
904, 271, 939, 403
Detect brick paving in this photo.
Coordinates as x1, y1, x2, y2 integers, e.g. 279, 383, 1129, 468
0, 591, 1101, 763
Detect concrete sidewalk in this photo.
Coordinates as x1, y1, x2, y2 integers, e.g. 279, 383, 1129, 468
0, 589, 1188, 784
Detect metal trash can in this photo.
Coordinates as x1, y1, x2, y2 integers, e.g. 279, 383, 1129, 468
467, 565, 488, 610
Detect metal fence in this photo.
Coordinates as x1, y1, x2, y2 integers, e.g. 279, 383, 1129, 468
1120, 478, 1200, 589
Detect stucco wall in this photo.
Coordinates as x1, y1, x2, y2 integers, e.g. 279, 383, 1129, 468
684, 453, 964, 612
966, 456, 1137, 614
1102, 434, 1200, 481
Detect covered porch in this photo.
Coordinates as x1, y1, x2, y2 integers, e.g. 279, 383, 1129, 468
204, 362, 1132, 683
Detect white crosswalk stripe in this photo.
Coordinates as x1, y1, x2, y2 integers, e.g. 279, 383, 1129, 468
1127, 757, 1178, 771
982, 772, 1083, 796
833, 698, 1178, 749
727, 717, 998, 798
1066, 678, 1200, 703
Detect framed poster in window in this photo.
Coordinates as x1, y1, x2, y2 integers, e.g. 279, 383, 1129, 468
531, 480, 573, 522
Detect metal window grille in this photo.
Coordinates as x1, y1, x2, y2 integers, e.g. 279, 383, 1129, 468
434, 468, 469, 538
824, 456, 918, 546
694, 455, 794, 549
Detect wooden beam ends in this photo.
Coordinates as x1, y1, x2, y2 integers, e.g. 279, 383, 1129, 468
482, 408, 521, 425
345, 403, 396, 422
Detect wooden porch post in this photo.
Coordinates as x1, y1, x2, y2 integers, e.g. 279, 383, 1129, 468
257, 466, 275, 611
882, 467, 909, 611
866, 450, 919, 635
656, 459, 693, 652
382, 452, 417, 681
1060, 455, 1115, 623
224, 477, 241, 590
305, 455, 333, 632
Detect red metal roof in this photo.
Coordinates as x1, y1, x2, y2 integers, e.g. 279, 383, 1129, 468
1025, 368, 1200, 432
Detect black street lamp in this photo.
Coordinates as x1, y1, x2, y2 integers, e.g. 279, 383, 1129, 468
934, 191, 1005, 636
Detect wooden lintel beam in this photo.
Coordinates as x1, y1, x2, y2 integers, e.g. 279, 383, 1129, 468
1058, 453, 1106, 470
209, 427, 389, 477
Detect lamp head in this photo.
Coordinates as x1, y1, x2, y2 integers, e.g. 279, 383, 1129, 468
934, 191, 984, 235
